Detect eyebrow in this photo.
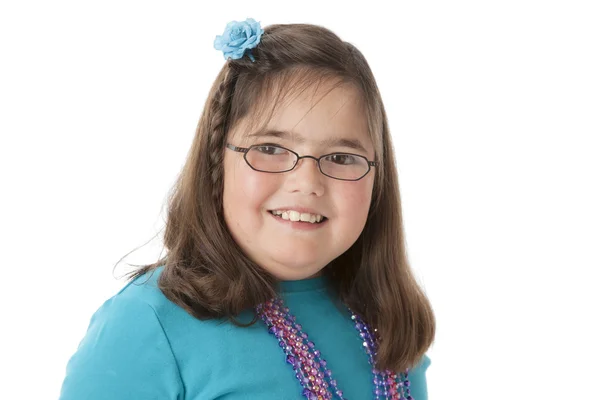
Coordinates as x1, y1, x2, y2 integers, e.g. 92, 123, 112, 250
248, 129, 369, 153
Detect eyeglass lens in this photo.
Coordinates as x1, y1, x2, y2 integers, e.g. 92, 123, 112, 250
245, 145, 369, 180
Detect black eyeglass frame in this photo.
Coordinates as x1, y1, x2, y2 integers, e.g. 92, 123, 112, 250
226, 143, 379, 181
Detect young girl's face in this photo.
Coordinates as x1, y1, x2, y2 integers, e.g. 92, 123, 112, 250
223, 82, 375, 281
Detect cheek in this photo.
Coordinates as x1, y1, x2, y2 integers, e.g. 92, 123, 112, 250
223, 157, 279, 213
333, 178, 374, 218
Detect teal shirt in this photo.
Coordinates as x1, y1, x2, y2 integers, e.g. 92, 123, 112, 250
60, 267, 431, 399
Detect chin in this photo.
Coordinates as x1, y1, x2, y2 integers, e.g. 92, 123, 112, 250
267, 258, 325, 280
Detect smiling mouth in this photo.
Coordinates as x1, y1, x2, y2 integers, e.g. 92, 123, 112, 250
268, 210, 328, 224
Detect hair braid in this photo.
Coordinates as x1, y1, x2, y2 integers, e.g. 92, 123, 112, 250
206, 61, 239, 214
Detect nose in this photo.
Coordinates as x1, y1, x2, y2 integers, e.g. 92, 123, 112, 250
284, 156, 326, 196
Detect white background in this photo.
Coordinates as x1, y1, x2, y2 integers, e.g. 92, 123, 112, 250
1, 1, 599, 399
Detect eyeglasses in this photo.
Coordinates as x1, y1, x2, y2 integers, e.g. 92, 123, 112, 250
226, 143, 378, 181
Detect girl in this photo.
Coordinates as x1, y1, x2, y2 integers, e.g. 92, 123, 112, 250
60, 19, 435, 400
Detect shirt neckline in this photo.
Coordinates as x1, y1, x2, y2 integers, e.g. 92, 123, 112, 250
278, 275, 329, 293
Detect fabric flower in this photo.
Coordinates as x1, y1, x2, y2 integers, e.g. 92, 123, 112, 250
214, 18, 264, 62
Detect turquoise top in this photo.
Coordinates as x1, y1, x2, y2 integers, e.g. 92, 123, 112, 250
60, 267, 431, 399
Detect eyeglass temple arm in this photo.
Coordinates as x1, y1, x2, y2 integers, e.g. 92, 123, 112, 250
226, 144, 249, 153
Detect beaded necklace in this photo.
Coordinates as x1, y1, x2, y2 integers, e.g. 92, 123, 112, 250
256, 297, 412, 400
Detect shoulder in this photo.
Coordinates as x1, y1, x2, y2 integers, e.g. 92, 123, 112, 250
114, 265, 169, 307
416, 353, 432, 371
407, 354, 432, 400
60, 266, 185, 399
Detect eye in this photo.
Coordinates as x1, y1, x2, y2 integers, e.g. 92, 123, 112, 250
324, 153, 359, 165
254, 145, 287, 155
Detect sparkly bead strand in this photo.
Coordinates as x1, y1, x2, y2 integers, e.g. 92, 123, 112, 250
258, 301, 327, 399
258, 297, 413, 400
258, 299, 335, 400
350, 311, 412, 400
350, 312, 391, 398
271, 298, 341, 400
258, 302, 313, 395
274, 299, 347, 400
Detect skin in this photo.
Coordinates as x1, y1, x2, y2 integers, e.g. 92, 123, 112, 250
222, 81, 376, 281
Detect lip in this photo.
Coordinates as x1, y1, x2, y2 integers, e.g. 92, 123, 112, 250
267, 210, 328, 230
267, 206, 327, 217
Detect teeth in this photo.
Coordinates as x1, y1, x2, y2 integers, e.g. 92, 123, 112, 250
270, 210, 325, 224
289, 211, 300, 222
300, 213, 311, 222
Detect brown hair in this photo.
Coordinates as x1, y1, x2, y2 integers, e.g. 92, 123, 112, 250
124, 23, 435, 371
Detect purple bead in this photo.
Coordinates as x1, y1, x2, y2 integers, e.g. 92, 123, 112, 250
314, 349, 321, 357
286, 355, 296, 365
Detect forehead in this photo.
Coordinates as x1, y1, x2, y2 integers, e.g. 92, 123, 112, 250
231, 76, 372, 153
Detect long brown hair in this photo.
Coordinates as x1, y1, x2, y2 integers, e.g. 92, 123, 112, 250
124, 23, 435, 371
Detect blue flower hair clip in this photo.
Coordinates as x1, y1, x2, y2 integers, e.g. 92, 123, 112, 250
214, 18, 264, 62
